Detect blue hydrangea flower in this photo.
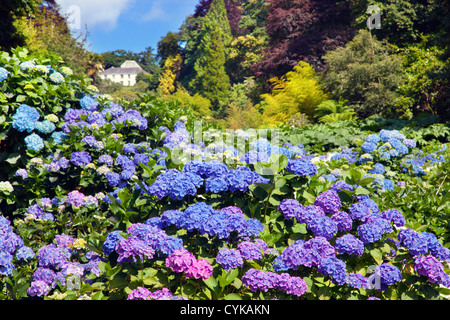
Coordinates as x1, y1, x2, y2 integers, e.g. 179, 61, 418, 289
70, 151, 91, 166
357, 222, 384, 244
51, 131, 68, 144
240, 218, 264, 238
370, 163, 385, 175
205, 177, 229, 193
35, 120, 56, 134
398, 228, 428, 256
102, 231, 124, 255
286, 159, 318, 177
0, 252, 14, 275
49, 72, 65, 83
0, 67, 9, 82
361, 141, 377, 153
15, 246, 35, 261
376, 263, 402, 286
80, 96, 99, 111
12, 104, 40, 133
318, 256, 348, 285
403, 139, 416, 149
24, 133, 45, 152
334, 234, 364, 256
307, 215, 338, 240
366, 134, 381, 144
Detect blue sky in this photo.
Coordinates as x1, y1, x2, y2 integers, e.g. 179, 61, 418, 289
55, 0, 199, 54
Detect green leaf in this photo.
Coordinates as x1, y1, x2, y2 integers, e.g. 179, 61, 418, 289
370, 248, 383, 264
224, 293, 242, 300
204, 277, 219, 293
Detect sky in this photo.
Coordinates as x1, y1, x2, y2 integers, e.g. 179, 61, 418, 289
55, 0, 199, 54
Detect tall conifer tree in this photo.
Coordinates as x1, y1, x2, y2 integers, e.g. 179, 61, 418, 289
188, 0, 232, 117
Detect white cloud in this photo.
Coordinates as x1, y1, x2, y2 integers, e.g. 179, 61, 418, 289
141, 0, 169, 22
56, 0, 135, 31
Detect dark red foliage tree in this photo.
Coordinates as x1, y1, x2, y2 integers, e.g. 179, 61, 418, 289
251, 0, 356, 81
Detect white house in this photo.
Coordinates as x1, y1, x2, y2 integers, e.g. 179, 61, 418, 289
99, 60, 148, 86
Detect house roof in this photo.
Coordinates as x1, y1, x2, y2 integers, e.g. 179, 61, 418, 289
101, 60, 148, 75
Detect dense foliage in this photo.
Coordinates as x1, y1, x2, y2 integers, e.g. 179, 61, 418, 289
0, 48, 449, 301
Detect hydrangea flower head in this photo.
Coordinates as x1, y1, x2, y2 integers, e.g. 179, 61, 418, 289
314, 190, 341, 214
24, 133, 44, 152
278, 198, 303, 220
215, 248, 243, 270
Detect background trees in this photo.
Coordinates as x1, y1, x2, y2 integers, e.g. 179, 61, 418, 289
3, 0, 448, 127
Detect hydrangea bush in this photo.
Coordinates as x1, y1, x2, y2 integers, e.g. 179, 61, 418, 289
0, 49, 449, 300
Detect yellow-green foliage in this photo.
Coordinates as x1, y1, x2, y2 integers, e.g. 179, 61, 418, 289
221, 102, 264, 130
260, 61, 327, 127
163, 87, 212, 118
157, 54, 182, 96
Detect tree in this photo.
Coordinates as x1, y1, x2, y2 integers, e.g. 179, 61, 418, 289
0, 0, 43, 51
251, 0, 355, 81
187, 0, 232, 116
321, 30, 405, 118
260, 61, 327, 126
157, 54, 183, 96
157, 32, 182, 66
194, 0, 244, 36
349, 0, 442, 47
14, 3, 100, 78
190, 26, 230, 115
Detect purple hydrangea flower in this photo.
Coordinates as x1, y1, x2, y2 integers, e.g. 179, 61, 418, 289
166, 249, 196, 273
414, 255, 450, 285
314, 190, 341, 214
184, 259, 213, 280
70, 151, 91, 166
36, 244, 69, 268
128, 286, 152, 300
241, 268, 273, 292
215, 248, 243, 270
27, 281, 50, 297
278, 198, 303, 221
238, 241, 263, 261
331, 211, 353, 232
380, 209, 405, 227
116, 236, 155, 264
65, 190, 86, 208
